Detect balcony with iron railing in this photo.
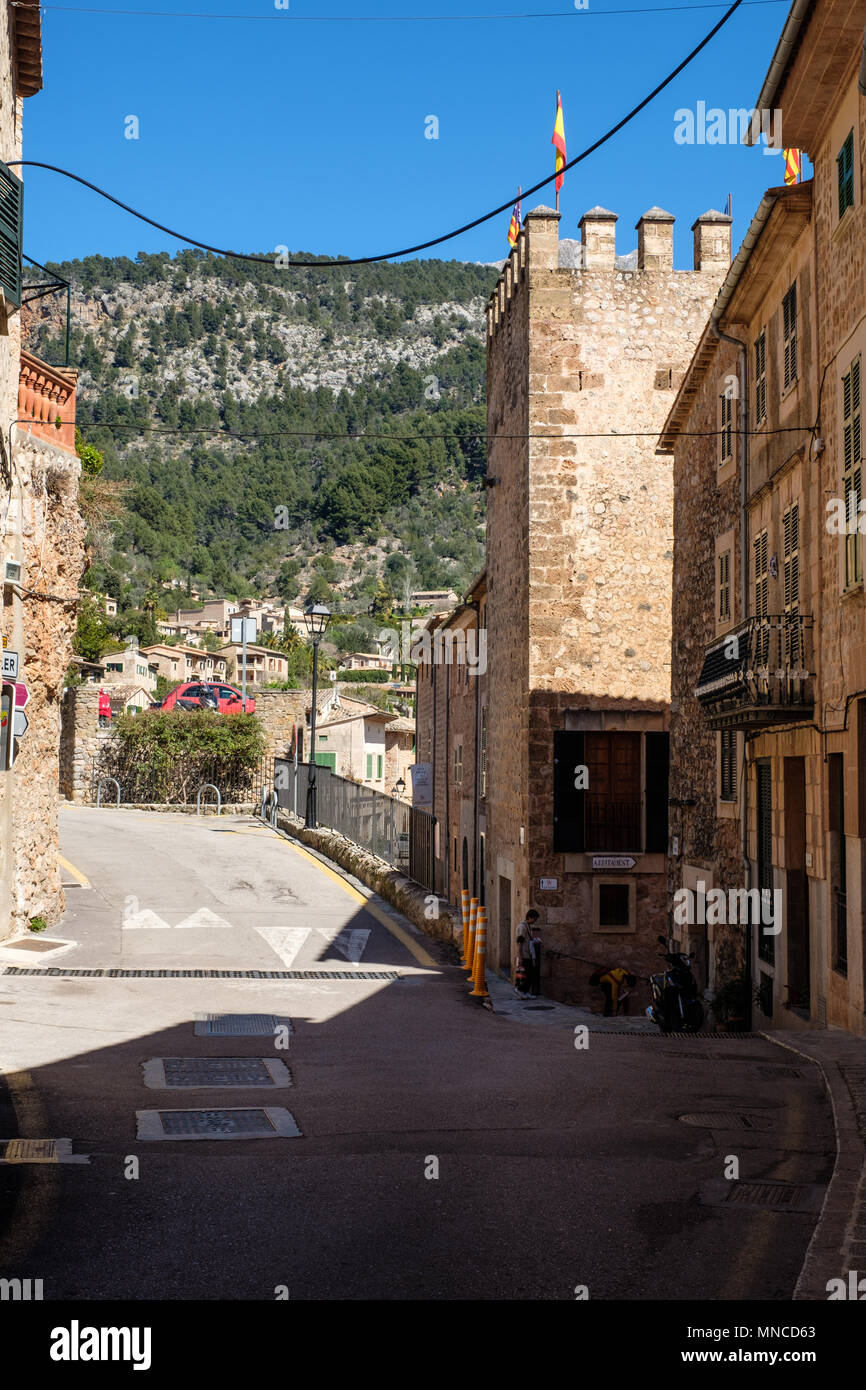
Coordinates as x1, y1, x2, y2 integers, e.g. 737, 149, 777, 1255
694, 614, 814, 731
17, 349, 77, 453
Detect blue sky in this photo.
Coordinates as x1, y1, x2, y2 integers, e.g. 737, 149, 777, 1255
21, 0, 803, 271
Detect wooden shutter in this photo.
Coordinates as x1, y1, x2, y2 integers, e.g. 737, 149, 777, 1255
720, 389, 732, 462
718, 549, 731, 621
553, 730, 585, 853
838, 130, 855, 218
754, 332, 766, 423
783, 284, 797, 390
0, 160, 22, 309
783, 503, 800, 666
645, 732, 669, 853
843, 357, 862, 585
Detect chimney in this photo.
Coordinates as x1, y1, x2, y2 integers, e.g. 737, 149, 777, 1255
524, 205, 561, 271
636, 207, 674, 270
692, 209, 732, 272
578, 206, 617, 269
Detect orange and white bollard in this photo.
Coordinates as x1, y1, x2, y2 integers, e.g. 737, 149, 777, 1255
459, 888, 470, 966
465, 897, 479, 975
470, 906, 488, 997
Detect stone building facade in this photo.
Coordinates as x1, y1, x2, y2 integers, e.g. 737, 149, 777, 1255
662, 0, 866, 1034
0, 3, 85, 940
481, 204, 730, 1002
659, 181, 818, 1021
414, 573, 487, 902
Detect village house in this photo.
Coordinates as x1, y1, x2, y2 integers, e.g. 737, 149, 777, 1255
661, 0, 866, 1034
218, 641, 289, 686
100, 636, 159, 694
340, 651, 393, 673
142, 642, 227, 685
476, 202, 731, 1003
303, 689, 413, 789
0, 2, 86, 940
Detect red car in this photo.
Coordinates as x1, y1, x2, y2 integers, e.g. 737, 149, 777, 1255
160, 680, 255, 714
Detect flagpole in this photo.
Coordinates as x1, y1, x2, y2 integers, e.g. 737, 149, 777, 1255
555, 90, 560, 212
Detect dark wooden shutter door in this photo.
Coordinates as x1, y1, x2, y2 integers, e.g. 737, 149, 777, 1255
553, 730, 584, 853
645, 732, 669, 853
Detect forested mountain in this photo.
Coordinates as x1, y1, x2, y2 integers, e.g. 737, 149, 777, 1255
26, 249, 498, 612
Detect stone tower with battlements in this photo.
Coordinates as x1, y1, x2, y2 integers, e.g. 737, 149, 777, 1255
483, 202, 731, 1002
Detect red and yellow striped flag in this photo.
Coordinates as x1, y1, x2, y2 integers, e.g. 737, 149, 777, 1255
507, 192, 521, 248
552, 91, 566, 195
784, 148, 801, 185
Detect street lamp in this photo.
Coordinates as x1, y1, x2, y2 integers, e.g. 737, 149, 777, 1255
394, 775, 406, 799
304, 603, 331, 827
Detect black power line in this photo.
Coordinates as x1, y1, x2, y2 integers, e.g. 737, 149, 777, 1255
10, 0, 745, 267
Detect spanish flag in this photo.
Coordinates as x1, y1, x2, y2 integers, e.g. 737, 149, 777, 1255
507, 191, 521, 249
552, 91, 566, 198
784, 149, 801, 185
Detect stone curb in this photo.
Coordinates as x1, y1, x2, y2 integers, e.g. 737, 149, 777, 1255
273, 809, 461, 949
759, 1030, 866, 1301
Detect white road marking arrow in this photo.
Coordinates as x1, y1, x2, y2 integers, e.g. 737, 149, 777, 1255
122, 908, 172, 930
174, 908, 234, 930
318, 927, 370, 963
256, 926, 311, 969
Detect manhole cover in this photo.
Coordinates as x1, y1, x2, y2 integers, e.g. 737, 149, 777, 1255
2, 938, 65, 953
142, 1057, 291, 1089
727, 1181, 808, 1208
680, 1111, 776, 1131
194, 1014, 290, 1037
136, 1107, 301, 1140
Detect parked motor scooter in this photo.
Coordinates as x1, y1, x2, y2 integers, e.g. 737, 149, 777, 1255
646, 934, 704, 1032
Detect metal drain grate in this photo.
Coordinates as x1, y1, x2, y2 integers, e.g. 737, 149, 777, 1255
680, 1111, 776, 1131
144, 1057, 291, 1089
523, 1005, 555, 1011
137, 1107, 301, 1140
757, 1065, 804, 1079
727, 1181, 808, 1208
1, 966, 401, 980
2, 1138, 57, 1161
194, 1013, 288, 1037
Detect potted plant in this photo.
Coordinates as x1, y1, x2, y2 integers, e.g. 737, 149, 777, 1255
709, 975, 748, 1031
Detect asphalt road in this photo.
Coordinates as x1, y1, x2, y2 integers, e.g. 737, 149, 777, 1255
0, 806, 836, 1301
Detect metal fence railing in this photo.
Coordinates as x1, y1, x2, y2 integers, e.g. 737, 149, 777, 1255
89, 746, 272, 806
273, 758, 436, 892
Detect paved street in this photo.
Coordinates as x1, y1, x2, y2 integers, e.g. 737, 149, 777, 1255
0, 807, 836, 1300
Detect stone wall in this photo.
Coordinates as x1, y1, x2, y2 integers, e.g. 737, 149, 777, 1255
1, 433, 84, 936
59, 683, 115, 803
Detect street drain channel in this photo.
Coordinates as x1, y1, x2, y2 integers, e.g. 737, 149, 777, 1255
0, 967, 402, 980
136, 1107, 301, 1140
679, 1111, 777, 1131
143, 1057, 291, 1089
194, 1013, 292, 1037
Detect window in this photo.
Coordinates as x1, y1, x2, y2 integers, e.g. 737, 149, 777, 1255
843, 356, 862, 587
782, 502, 801, 668
376, 754, 383, 780
453, 742, 463, 786
718, 549, 731, 623
782, 283, 797, 390
837, 129, 855, 219
599, 883, 630, 929
480, 706, 487, 798
720, 728, 737, 802
366, 753, 373, 779
719, 387, 733, 464
754, 331, 767, 424
553, 730, 667, 854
